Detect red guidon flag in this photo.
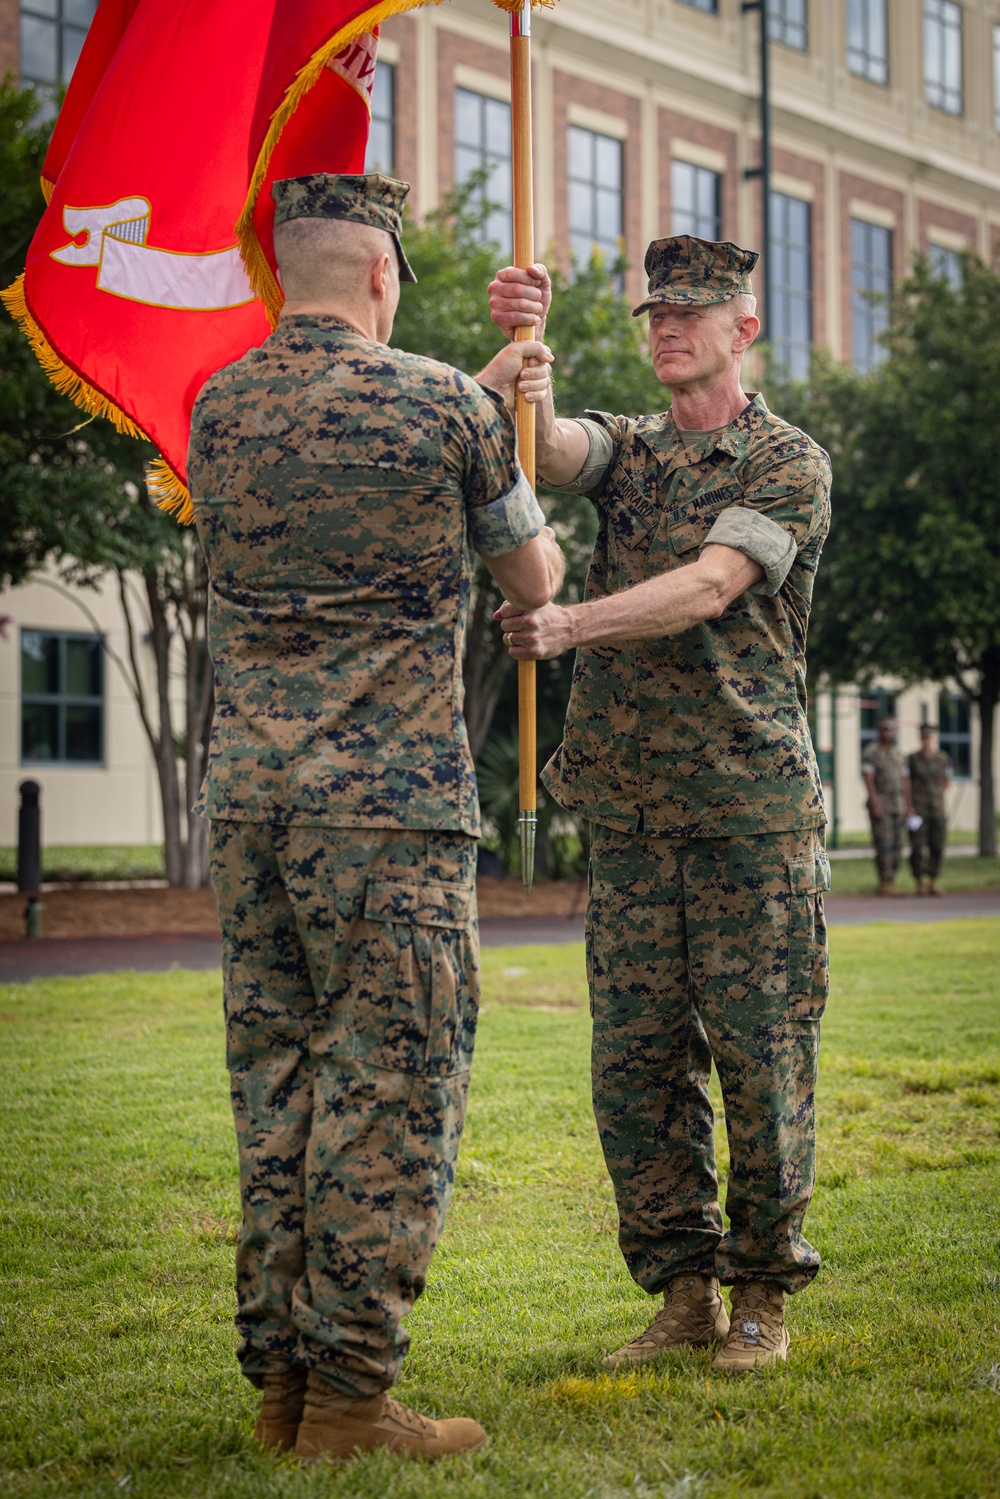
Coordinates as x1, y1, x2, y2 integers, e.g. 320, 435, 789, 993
3, 0, 438, 522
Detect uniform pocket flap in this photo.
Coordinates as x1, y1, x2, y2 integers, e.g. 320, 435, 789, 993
787, 854, 831, 896
364, 878, 473, 929
668, 519, 702, 554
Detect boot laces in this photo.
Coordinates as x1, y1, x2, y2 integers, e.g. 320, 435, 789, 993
637, 1278, 707, 1344
383, 1396, 434, 1436
731, 1284, 783, 1347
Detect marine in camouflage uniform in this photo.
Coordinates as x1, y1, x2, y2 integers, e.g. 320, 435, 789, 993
187, 174, 550, 1439
908, 726, 952, 891
491, 235, 831, 1371
861, 719, 911, 892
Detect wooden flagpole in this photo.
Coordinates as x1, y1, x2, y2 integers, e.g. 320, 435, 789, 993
509, 0, 537, 892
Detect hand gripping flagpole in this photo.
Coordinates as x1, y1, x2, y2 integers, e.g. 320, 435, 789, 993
509, 0, 537, 892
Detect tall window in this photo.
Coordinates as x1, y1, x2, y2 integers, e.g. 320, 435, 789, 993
928, 242, 963, 286
993, 24, 1000, 132
938, 691, 971, 778
859, 688, 896, 755
454, 88, 512, 258
365, 62, 395, 174
847, 0, 888, 83
678, 0, 718, 12
671, 160, 721, 242
20, 1, 97, 91
21, 630, 104, 765
924, 0, 963, 115
769, 192, 812, 381
770, 0, 807, 51
568, 125, 623, 275
851, 219, 892, 374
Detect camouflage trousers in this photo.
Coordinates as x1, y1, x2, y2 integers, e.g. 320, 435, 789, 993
587, 825, 829, 1296
208, 821, 479, 1398
869, 806, 906, 883
909, 813, 946, 881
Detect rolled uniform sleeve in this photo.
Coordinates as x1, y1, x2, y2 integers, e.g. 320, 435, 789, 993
699, 436, 831, 597
700, 506, 798, 595
453, 381, 547, 557
541, 418, 617, 495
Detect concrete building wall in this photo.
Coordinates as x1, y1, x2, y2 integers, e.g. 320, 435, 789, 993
0, 569, 171, 847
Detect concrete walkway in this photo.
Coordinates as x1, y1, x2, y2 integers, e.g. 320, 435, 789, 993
0, 889, 996, 982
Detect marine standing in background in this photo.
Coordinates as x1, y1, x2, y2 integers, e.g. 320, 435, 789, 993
908, 724, 952, 895
188, 173, 564, 1464
489, 237, 831, 1374
861, 716, 915, 896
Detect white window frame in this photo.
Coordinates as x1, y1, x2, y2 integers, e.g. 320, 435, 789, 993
847, 0, 888, 85
924, 0, 963, 116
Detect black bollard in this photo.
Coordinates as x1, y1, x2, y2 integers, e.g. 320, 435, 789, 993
17, 779, 42, 891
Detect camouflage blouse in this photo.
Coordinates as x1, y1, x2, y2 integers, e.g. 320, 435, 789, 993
542, 395, 831, 837
189, 314, 542, 835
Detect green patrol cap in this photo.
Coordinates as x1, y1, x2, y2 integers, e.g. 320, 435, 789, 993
272, 172, 417, 283
632, 235, 758, 316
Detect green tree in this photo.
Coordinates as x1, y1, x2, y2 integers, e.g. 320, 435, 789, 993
0, 80, 212, 886
771, 255, 1000, 856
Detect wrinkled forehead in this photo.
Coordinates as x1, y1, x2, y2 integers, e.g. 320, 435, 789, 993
647, 299, 736, 322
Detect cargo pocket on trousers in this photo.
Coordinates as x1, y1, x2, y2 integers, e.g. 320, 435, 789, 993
787, 853, 831, 1021
359, 878, 477, 1077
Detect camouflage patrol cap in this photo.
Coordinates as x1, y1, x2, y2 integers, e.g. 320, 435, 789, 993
632, 235, 758, 316
272, 172, 417, 282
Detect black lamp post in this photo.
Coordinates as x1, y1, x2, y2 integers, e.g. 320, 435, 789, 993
742, 0, 772, 340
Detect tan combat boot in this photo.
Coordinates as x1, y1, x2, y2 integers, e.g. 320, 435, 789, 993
294, 1371, 487, 1463
917, 876, 929, 896
253, 1361, 308, 1452
605, 1274, 730, 1368
712, 1281, 789, 1374
928, 878, 943, 896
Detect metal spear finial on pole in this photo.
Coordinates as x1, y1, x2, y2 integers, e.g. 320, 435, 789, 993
508, 0, 537, 892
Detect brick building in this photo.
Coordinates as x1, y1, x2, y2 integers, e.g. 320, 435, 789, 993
2, 0, 999, 846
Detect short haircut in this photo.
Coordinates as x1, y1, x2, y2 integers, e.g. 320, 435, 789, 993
273, 217, 394, 303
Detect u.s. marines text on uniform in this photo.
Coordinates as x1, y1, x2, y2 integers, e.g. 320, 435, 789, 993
189, 171, 563, 1462
489, 235, 832, 1374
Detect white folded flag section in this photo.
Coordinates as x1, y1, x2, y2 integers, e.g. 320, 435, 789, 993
50, 197, 254, 311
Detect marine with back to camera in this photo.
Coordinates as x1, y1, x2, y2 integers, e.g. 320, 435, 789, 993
188, 171, 564, 1463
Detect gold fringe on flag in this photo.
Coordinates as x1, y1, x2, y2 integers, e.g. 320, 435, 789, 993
236, 0, 447, 324
1, 273, 196, 524
146, 457, 194, 524
1, 272, 147, 440
488, 0, 556, 10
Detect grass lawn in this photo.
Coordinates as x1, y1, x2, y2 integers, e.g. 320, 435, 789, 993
0, 846, 165, 884
829, 854, 1000, 895
1, 922, 999, 1498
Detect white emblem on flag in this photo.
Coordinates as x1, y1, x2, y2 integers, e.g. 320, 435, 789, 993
51, 198, 255, 311
327, 31, 378, 115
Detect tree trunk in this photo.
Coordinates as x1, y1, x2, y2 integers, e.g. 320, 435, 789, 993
182, 545, 214, 888
144, 567, 184, 885
975, 646, 1000, 858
